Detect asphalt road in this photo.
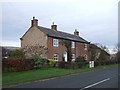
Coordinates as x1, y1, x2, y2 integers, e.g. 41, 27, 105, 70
12, 65, 119, 89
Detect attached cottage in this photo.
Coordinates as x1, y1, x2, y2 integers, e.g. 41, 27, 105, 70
20, 17, 90, 62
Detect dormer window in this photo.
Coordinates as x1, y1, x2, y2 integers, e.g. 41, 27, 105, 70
53, 39, 59, 47
71, 41, 75, 48
84, 44, 87, 50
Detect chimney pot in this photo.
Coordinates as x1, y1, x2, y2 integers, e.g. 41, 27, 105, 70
51, 22, 57, 30
31, 16, 38, 27
74, 29, 79, 36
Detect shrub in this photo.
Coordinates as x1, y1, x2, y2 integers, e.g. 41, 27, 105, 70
118, 60, 119, 63
48, 59, 57, 67
77, 62, 87, 68
115, 60, 118, 64
64, 62, 72, 69
2, 58, 9, 72
65, 62, 78, 69
42, 58, 49, 67
94, 60, 118, 67
32, 55, 43, 69
75, 56, 85, 63
94, 61, 99, 66
104, 60, 107, 65
2, 58, 34, 72
57, 61, 66, 68
25, 59, 34, 70
100, 60, 104, 65
9, 49, 25, 59
4, 58, 26, 72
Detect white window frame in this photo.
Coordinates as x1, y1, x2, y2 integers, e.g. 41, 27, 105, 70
71, 54, 76, 61
53, 39, 59, 47
84, 44, 87, 50
71, 41, 75, 48
84, 54, 87, 60
53, 54, 59, 61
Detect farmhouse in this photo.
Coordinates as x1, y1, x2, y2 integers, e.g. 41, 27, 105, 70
20, 17, 91, 62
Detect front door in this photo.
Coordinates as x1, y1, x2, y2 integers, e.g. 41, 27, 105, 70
63, 51, 67, 62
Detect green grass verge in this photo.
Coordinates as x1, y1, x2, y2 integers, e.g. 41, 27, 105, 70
2, 64, 118, 86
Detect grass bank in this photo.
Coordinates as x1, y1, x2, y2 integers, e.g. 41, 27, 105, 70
3, 64, 118, 86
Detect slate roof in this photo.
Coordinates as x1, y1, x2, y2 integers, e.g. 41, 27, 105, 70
37, 26, 90, 43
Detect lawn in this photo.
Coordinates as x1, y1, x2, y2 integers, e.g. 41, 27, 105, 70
2, 64, 118, 86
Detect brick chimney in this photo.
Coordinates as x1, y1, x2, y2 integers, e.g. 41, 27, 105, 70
51, 22, 57, 30
74, 29, 79, 36
31, 16, 38, 27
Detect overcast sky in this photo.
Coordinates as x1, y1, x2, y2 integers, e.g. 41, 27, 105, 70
1, 0, 119, 53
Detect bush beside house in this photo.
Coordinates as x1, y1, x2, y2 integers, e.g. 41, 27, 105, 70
2, 46, 119, 72
48, 59, 57, 67
2, 49, 34, 72
2, 58, 34, 72
2, 58, 118, 72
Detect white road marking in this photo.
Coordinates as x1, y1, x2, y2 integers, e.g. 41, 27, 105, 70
81, 78, 110, 90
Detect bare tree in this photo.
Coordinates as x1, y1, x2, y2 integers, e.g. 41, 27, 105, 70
95, 43, 110, 54
89, 43, 110, 61
114, 43, 120, 60
88, 44, 101, 61
22, 44, 48, 59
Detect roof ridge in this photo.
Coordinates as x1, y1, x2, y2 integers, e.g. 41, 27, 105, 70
37, 26, 89, 43
38, 26, 79, 37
